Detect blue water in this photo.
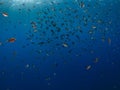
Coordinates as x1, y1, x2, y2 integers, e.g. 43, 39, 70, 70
0, 0, 120, 90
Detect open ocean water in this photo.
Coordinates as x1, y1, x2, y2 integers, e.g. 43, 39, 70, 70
0, 0, 120, 90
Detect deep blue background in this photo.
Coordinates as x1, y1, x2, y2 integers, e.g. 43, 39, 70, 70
0, 0, 120, 90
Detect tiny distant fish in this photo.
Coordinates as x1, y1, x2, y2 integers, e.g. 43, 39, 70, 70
2, 12, 8, 17
86, 65, 91, 70
92, 26, 97, 29
62, 43, 68, 47
8, 38, 16, 43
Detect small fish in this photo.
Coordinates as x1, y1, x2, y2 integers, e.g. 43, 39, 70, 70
8, 38, 16, 43
2, 12, 8, 17
92, 26, 96, 29
62, 43, 68, 47
86, 65, 91, 70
